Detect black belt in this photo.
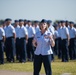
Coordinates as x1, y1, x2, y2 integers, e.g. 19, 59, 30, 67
70, 38, 75, 40
6, 36, 14, 39
61, 39, 68, 40
0, 40, 3, 42
17, 37, 25, 39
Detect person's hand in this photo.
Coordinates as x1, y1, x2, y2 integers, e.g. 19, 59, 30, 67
48, 35, 53, 41
26, 40, 28, 44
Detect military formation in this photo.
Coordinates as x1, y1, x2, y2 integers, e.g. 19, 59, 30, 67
0, 18, 76, 65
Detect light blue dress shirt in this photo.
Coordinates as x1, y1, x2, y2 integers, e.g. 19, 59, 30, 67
4, 24, 15, 38
54, 30, 59, 39
60, 26, 69, 39
34, 26, 40, 33
48, 25, 55, 35
57, 27, 62, 38
68, 27, 76, 38
18, 25, 28, 38
26, 25, 35, 38
34, 30, 53, 55
0, 27, 5, 40
15, 25, 20, 38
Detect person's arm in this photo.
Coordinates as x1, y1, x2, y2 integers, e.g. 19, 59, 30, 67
67, 34, 70, 41
13, 33, 16, 39
48, 35, 55, 47
66, 28, 70, 45
3, 36, 5, 43
25, 34, 28, 44
32, 27, 36, 37
2, 28, 5, 42
32, 39, 37, 47
12, 26, 16, 41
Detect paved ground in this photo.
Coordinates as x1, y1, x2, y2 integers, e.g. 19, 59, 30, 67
0, 70, 71, 75
61, 73, 71, 75
0, 70, 44, 75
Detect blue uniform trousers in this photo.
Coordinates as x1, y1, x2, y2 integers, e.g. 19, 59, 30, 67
18, 38, 26, 62
58, 38, 62, 58
5, 37, 15, 62
15, 38, 20, 60
27, 38, 34, 61
61, 39, 69, 62
69, 38, 76, 60
0, 40, 4, 64
33, 54, 52, 75
54, 38, 59, 55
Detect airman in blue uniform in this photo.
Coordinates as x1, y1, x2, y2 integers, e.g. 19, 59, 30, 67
69, 21, 76, 60
0, 26, 5, 64
14, 20, 20, 60
18, 19, 28, 63
26, 20, 35, 61
47, 20, 55, 61
54, 24, 59, 56
60, 20, 70, 62
4, 18, 16, 62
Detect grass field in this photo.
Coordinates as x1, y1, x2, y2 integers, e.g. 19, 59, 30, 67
0, 57, 76, 75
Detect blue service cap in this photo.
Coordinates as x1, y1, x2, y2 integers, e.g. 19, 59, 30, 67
47, 20, 52, 24
19, 19, 24, 22
27, 20, 31, 22
54, 24, 58, 27
5, 18, 12, 21
58, 21, 61, 24
24, 19, 27, 22
61, 20, 65, 23
69, 21, 74, 24
34, 20, 39, 23
65, 20, 69, 23
40, 19, 47, 23
14, 20, 19, 22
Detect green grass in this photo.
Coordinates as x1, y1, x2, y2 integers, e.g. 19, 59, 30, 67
0, 58, 76, 75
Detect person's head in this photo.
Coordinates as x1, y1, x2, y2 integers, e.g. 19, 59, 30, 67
27, 20, 32, 26
34, 20, 39, 27
58, 21, 61, 28
47, 20, 52, 27
24, 19, 27, 26
39, 19, 48, 31
54, 24, 58, 30
14, 20, 19, 26
5, 18, 12, 26
61, 20, 65, 27
74, 24, 76, 29
2, 21, 6, 27
65, 20, 69, 27
19, 19, 24, 26
69, 21, 74, 28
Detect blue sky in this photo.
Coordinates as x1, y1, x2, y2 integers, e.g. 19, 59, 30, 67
0, 0, 76, 22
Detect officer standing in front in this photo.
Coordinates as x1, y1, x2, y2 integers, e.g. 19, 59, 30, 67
18, 19, 28, 63
33, 19, 55, 75
60, 20, 70, 62
0, 25, 5, 64
4, 18, 16, 62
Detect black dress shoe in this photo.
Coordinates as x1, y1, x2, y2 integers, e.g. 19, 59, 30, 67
0, 62, 4, 65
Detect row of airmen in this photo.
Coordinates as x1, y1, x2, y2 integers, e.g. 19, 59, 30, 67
0, 18, 76, 64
